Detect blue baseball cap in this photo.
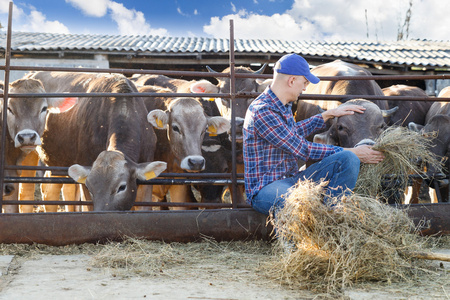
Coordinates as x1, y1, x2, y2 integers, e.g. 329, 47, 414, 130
275, 54, 320, 84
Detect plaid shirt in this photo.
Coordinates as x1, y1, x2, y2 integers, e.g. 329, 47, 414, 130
243, 87, 343, 202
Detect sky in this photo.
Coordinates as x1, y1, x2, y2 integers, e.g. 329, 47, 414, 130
0, 0, 449, 41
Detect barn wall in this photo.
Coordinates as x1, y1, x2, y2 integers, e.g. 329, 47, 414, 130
0, 55, 109, 82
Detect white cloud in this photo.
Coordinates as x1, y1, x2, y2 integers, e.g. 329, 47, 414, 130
204, 10, 306, 40
204, 0, 450, 41
287, 0, 450, 41
107, 1, 168, 36
177, 7, 188, 17
64, 0, 169, 36
231, 2, 237, 13
65, 0, 109, 17
17, 10, 70, 33
0, 0, 24, 23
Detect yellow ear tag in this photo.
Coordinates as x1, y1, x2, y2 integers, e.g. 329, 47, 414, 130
77, 176, 87, 184
207, 125, 217, 136
145, 171, 156, 180
208, 98, 215, 102
156, 118, 163, 128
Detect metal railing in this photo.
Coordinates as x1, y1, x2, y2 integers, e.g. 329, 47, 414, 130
1, 1, 449, 212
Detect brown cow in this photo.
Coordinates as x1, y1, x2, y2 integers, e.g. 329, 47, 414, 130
382, 84, 433, 126
26, 71, 167, 211
295, 60, 389, 125
1, 79, 76, 213
140, 85, 230, 209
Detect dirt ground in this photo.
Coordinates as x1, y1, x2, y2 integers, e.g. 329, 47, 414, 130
0, 238, 449, 300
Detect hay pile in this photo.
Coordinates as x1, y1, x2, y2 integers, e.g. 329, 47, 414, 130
268, 179, 431, 294
354, 126, 442, 201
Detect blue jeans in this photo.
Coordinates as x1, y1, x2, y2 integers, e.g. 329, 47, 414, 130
251, 151, 360, 216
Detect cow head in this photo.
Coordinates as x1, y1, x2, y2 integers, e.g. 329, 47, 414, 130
314, 99, 398, 147
190, 65, 270, 141
68, 150, 167, 211
4, 78, 77, 153
193, 133, 232, 204
147, 97, 230, 172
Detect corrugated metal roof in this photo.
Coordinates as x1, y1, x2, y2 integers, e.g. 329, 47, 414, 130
1, 31, 449, 68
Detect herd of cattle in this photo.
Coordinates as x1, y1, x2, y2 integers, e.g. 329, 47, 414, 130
0, 59, 448, 212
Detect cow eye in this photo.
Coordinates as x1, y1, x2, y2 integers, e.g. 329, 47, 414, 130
117, 184, 127, 194
41, 106, 48, 113
172, 124, 180, 133
7, 107, 14, 115
337, 125, 344, 131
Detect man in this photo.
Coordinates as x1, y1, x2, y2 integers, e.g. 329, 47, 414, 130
243, 54, 385, 216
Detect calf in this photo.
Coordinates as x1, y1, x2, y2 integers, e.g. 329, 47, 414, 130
1, 79, 75, 213
27, 71, 167, 211
141, 85, 230, 209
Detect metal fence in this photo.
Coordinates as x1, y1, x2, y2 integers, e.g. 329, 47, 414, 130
0, 2, 450, 244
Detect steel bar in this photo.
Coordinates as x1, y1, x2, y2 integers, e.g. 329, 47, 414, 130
229, 20, 239, 209
0, 2, 13, 211
2, 199, 252, 209
0, 209, 272, 246
406, 203, 450, 236
3, 65, 450, 81
3, 176, 245, 185
0, 204, 447, 246
5, 92, 450, 103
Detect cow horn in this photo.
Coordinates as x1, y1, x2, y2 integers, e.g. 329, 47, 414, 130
381, 106, 399, 117
206, 65, 218, 73
254, 63, 267, 74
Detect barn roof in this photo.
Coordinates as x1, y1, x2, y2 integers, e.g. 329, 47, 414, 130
1, 31, 450, 69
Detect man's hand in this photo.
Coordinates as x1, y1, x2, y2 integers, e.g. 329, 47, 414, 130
322, 104, 366, 122
346, 145, 385, 164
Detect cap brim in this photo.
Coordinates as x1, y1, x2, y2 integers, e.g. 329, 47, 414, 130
305, 73, 320, 84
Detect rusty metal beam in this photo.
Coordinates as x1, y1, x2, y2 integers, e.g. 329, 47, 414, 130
406, 203, 450, 236
0, 209, 273, 246
0, 205, 448, 246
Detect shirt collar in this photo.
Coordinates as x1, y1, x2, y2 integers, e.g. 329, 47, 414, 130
266, 86, 292, 112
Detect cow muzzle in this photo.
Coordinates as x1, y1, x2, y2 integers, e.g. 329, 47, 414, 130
15, 129, 41, 151
354, 139, 376, 147
181, 155, 205, 172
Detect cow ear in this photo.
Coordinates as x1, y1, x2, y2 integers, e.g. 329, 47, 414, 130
207, 116, 231, 135
136, 161, 167, 181
255, 79, 272, 93
68, 164, 90, 184
48, 97, 78, 113
313, 132, 328, 145
190, 80, 219, 94
408, 122, 424, 133
147, 110, 168, 129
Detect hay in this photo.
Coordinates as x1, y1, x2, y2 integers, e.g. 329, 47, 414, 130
267, 179, 432, 294
89, 237, 272, 278
354, 126, 443, 201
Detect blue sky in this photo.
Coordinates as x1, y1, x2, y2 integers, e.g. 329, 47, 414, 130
0, 0, 449, 41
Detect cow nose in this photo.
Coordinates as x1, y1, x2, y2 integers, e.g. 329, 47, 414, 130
15, 129, 41, 148
17, 132, 37, 144
188, 157, 205, 171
